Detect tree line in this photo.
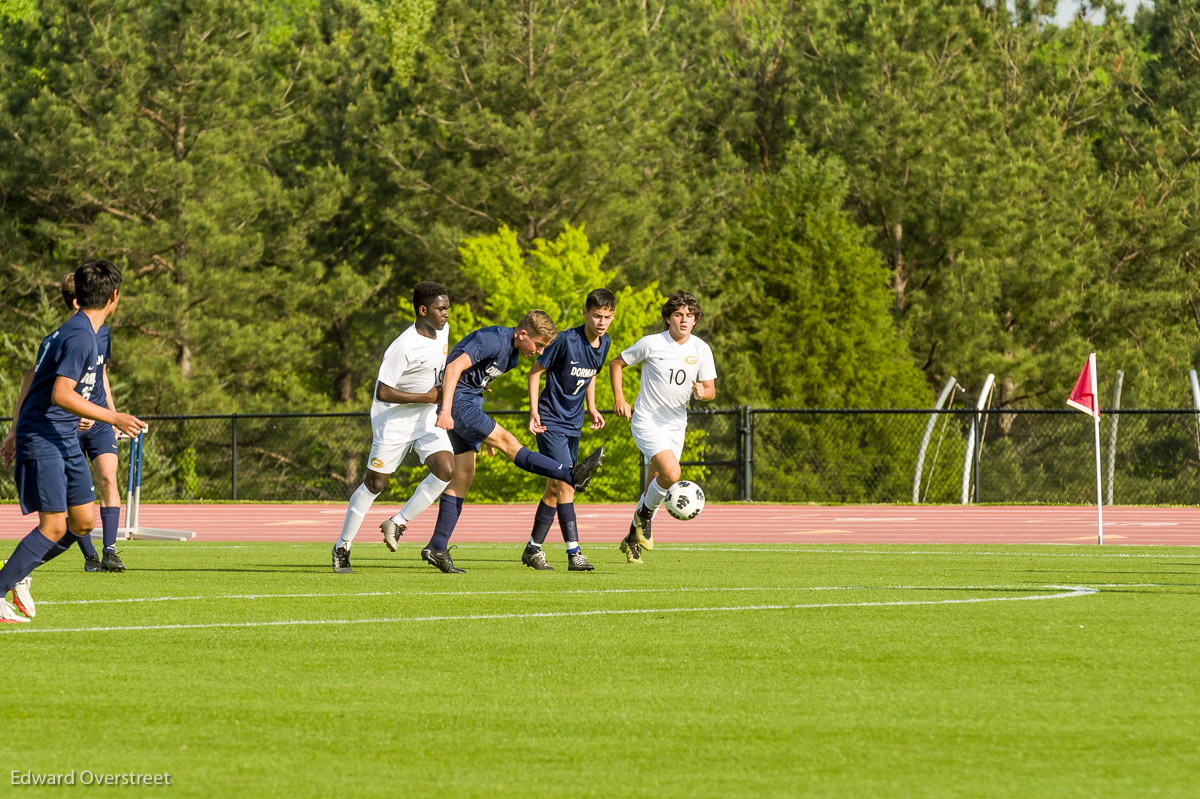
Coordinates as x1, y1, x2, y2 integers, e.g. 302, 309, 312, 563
3, 0, 1199, 422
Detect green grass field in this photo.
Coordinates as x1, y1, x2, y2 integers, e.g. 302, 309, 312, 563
3, 541, 1199, 798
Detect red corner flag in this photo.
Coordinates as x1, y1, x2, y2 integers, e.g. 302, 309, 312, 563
1066, 353, 1099, 419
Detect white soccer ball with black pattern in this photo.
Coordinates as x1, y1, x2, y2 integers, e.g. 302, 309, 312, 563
665, 480, 705, 521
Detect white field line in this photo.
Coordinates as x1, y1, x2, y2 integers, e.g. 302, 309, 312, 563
122, 542, 1200, 558
2, 585, 1098, 635
33, 584, 1056, 607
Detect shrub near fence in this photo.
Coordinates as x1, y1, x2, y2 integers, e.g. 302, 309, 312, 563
1, 409, 1198, 505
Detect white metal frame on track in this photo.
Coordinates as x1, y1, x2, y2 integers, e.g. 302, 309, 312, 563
108, 431, 196, 542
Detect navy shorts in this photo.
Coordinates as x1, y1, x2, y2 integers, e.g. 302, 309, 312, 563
536, 431, 580, 466
446, 398, 497, 455
14, 452, 96, 515
79, 422, 119, 461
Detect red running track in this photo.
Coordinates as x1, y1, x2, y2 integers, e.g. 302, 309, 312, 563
2, 504, 1198, 546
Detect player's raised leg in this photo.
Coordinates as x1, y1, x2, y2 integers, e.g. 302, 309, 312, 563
627, 449, 681, 552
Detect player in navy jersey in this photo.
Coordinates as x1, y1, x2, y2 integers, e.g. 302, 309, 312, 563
521, 289, 615, 571
3, 274, 127, 572
0, 259, 147, 622
422, 310, 606, 573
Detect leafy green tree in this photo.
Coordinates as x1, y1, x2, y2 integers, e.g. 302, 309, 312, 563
714, 149, 929, 407
379, 0, 741, 295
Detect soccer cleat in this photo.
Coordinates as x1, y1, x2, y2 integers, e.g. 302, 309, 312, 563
100, 550, 126, 573
633, 505, 655, 551
420, 546, 435, 566
571, 446, 605, 493
1, 597, 30, 624
331, 545, 353, 574
567, 551, 594, 572
84, 555, 102, 572
619, 534, 643, 565
380, 518, 406, 552
424, 548, 465, 574
521, 546, 555, 571
12, 572, 34, 618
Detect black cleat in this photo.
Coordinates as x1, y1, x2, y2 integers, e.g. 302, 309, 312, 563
100, 551, 126, 572
84, 555, 102, 572
522, 546, 555, 571
571, 446, 605, 493
331, 545, 353, 574
634, 505, 654, 551
567, 551, 594, 571
425, 547, 465, 574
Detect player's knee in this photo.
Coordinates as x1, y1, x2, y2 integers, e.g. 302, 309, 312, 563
428, 456, 454, 483
363, 471, 390, 494
556, 483, 575, 504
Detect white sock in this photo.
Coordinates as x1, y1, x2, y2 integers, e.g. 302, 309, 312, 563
640, 478, 670, 512
395, 472, 451, 526
337, 483, 380, 549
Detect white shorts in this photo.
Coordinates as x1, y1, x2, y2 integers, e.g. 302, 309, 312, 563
630, 422, 684, 465
367, 426, 452, 473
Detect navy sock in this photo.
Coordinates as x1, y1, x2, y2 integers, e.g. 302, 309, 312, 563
0, 528, 56, 593
529, 501, 556, 547
100, 506, 120, 552
557, 503, 580, 551
43, 531, 86, 563
76, 526, 99, 559
513, 447, 572, 482
428, 494, 464, 551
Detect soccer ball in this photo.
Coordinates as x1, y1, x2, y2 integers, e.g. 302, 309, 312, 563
665, 480, 705, 521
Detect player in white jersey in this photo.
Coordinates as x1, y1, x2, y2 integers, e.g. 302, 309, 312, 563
610, 291, 717, 563
331, 282, 455, 574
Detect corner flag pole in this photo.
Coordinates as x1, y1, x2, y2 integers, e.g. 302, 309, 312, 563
1092, 402, 1103, 545
1067, 353, 1102, 545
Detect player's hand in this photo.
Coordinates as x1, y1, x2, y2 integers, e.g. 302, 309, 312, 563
483, 443, 497, 457
436, 409, 455, 430
588, 407, 605, 430
692, 381, 705, 400
528, 412, 546, 435
77, 418, 95, 432
0, 431, 15, 468
614, 398, 632, 420
113, 413, 148, 439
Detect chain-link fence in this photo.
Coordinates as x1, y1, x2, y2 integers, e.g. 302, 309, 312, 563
2, 408, 1198, 505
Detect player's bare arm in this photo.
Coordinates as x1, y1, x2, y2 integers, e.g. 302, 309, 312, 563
50, 375, 146, 439
528, 362, 547, 435
692, 380, 716, 402
0, 367, 35, 467
586, 376, 604, 429
436, 353, 473, 430
610, 357, 632, 419
376, 381, 438, 405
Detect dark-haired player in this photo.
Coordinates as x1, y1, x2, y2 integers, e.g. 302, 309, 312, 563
0, 259, 147, 622
609, 291, 716, 564
521, 289, 615, 571
332, 282, 454, 574
3, 272, 126, 572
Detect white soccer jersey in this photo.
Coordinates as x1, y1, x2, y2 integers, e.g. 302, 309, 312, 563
622, 330, 717, 430
369, 323, 449, 439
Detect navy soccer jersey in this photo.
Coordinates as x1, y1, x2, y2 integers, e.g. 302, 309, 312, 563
89, 324, 112, 410
447, 326, 522, 400
536, 325, 610, 435
15, 312, 99, 460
